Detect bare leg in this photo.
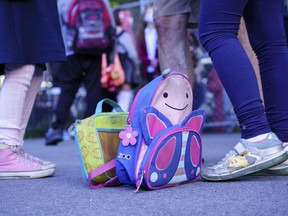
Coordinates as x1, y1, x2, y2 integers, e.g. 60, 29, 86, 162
154, 14, 195, 85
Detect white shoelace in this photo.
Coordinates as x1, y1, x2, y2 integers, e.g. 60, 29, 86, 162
10, 146, 41, 168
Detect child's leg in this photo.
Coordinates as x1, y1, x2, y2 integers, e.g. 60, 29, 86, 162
0, 64, 36, 146
0, 64, 55, 179
18, 65, 44, 144
198, 0, 271, 139
244, 0, 288, 142
198, 0, 288, 181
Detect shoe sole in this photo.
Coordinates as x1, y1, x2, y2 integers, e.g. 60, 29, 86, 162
201, 149, 288, 181
0, 168, 56, 179
254, 167, 288, 176
43, 162, 56, 169
253, 147, 288, 176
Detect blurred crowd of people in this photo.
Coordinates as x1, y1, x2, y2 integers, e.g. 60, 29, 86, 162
45, 2, 163, 145
2, 0, 288, 181
43, 2, 227, 145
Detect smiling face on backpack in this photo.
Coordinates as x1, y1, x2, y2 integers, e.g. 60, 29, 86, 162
151, 74, 193, 125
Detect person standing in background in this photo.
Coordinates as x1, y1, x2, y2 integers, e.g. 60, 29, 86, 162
137, 6, 160, 83
45, 0, 116, 145
113, 8, 140, 112
153, 0, 200, 85
0, 0, 66, 179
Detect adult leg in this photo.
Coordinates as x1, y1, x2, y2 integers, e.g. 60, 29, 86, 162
46, 55, 82, 145
154, 12, 194, 84
82, 56, 102, 117
52, 55, 82, 129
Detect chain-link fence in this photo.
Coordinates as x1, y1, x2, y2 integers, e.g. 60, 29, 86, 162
25, 0, 238, 137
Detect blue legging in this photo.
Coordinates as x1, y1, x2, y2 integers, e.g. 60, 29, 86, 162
198, 0, 288, 141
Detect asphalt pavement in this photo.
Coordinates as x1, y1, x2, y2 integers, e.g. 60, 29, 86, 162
1, 132, 288, 216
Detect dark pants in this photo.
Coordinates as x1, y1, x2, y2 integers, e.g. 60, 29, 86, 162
51, 54, 103, 130
199, 0, 288, 141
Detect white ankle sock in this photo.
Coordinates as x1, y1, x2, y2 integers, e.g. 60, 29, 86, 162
117, 90, 134, 112
246, 133, 270, 142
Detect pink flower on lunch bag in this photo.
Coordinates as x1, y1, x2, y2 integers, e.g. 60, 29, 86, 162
119, 125, 138, 146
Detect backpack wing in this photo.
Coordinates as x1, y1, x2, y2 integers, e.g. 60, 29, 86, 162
140, 106, 173, 145
181, 109, 206, 133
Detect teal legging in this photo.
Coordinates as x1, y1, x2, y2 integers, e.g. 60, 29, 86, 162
199, 0, 288, 141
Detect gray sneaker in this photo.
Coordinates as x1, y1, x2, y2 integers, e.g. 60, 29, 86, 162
201, 132, 288, 181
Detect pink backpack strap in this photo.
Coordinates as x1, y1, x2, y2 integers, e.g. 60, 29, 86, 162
88, 159, 120, 189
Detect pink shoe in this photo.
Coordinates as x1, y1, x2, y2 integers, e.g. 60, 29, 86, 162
0, 144, 56, 179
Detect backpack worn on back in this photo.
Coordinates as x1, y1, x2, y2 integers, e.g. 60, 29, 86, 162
67, 0, 115, 54
116, 69, 206, 191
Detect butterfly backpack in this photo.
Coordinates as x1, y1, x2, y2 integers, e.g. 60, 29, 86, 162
116, 69, 206, 192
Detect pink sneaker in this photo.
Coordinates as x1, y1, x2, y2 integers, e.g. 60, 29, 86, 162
0, 144, 56, 179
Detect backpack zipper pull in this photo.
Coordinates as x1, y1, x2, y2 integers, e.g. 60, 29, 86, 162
134, 171, 145, 193
119, 123, 138, 146
68, 119, 81, 133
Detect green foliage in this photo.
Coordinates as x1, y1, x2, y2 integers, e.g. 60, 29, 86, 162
110, 0, 135, 7
109, 0, 119, 7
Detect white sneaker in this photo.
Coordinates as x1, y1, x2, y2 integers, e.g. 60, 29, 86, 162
255, 142, 288, 176
201, 133, 288, 181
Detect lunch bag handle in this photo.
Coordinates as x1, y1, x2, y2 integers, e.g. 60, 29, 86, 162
95, 98, 124, 113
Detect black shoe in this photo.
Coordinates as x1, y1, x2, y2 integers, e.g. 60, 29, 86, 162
45, 128, 63, 145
